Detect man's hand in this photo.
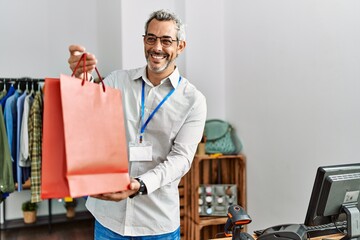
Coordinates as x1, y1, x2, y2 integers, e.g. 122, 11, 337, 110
90, 178, 140, 202
68, 45, 97, 79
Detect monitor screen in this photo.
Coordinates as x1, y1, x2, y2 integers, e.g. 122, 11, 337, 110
304, 163, 360, 239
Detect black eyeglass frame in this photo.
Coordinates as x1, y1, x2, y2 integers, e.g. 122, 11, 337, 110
142, 34, 179, 47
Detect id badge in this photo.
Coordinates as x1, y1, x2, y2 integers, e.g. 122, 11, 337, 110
129, 141, 153, 161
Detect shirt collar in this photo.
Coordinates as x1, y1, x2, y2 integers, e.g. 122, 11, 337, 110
133, 66, 181, 88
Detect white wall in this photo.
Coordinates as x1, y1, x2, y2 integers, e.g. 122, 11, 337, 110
223, 0, 360, 232
96, 0, 123, 76
0, 0, 100, 78
184, 0, 226, 119
1, 0, 360, 235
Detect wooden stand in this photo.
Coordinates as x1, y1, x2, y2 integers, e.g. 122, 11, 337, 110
179, 177, 185, 239
182, 154, 247, 240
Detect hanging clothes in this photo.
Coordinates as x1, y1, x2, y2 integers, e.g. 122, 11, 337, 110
0, 105, 15, 202
0, 85, 15, 111
16, 91, 28, 191
19, 93, 34, 168
4, 90, 20, 184
0, 88, 7, 100
29, 90, 43, 203
0, 78, 43, 201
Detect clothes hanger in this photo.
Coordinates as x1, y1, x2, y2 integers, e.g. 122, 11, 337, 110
1, 79, 6, 93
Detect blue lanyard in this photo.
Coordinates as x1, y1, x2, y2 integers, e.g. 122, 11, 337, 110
140, 76, 182, 143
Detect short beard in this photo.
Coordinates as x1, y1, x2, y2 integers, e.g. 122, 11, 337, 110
146, 54, 177, 73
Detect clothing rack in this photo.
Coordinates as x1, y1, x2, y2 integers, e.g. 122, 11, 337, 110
0, 77, 44, 81
0, 77, 49, 230
0, 77, 44, 92
1, 78, 92, 231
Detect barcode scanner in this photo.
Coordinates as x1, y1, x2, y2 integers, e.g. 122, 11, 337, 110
224, 205, 254, 240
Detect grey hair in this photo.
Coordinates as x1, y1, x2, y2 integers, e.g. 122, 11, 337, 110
144, 9, 186, 41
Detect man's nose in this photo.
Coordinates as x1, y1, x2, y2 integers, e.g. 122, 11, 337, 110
153, 38, 163, 50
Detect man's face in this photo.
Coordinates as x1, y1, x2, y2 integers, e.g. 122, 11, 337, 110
144, 19, 185, 75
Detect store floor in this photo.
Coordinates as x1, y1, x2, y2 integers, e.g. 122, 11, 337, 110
0, 219, 94, 240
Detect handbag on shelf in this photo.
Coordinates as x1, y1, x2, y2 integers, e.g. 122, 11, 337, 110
41, 54, 130, 199
204, 119, 243, 155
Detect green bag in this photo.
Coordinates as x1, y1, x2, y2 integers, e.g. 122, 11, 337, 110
204, 119, 243, 155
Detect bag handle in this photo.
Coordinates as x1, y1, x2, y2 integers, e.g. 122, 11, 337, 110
71, 53, 106, 92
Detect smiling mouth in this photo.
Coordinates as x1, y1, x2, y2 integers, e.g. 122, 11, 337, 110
150, 52, 167, 60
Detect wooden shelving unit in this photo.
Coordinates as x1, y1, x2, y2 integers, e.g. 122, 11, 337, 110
182, 154, 247, 240
179, 177, 185, 238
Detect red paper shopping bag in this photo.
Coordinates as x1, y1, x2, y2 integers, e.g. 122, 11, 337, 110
41, 55, 130, 199
41, 78, 69, 199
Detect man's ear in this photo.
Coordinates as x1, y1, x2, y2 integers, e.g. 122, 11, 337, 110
177, 40, 186, 55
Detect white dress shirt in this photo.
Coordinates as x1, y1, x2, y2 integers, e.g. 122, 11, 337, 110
19, 93, 34, 167
86, 66, 207, 236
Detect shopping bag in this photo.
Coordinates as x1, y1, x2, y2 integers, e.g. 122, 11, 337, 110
41, 54, 130, 199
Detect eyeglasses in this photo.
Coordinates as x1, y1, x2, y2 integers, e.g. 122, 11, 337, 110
143, 34, 178, 48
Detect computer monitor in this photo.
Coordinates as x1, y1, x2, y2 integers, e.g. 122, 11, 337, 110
304, 163, 360, 240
